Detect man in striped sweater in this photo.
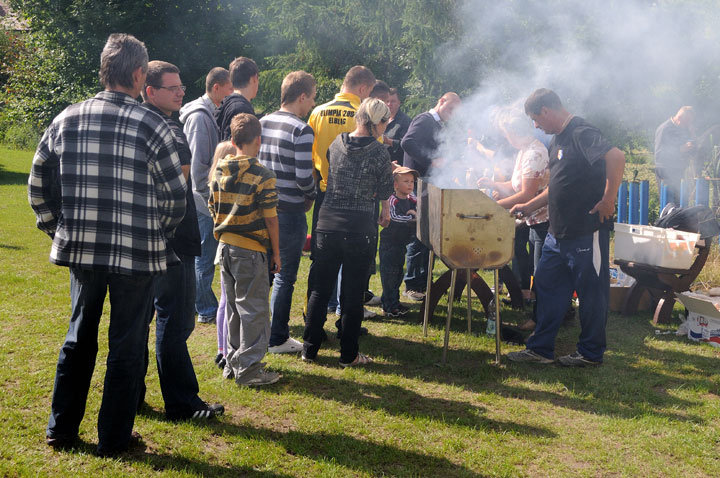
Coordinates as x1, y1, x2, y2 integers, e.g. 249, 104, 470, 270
258, 71, 317, 354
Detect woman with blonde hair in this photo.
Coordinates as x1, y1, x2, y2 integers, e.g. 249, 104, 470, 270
302, 98, 394, 367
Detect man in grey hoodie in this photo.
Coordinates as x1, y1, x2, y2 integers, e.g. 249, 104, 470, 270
179, 67, 233, 325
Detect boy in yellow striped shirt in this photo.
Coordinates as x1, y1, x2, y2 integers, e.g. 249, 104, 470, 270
209, 113, 282, 386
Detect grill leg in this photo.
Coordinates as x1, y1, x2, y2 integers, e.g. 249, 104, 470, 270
466, 269, 472, 334
442, 268, 458, 364
494, 268, 502, 365
422, 249, 435, 337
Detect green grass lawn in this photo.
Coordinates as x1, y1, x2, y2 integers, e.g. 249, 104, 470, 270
2, 147, 720, 477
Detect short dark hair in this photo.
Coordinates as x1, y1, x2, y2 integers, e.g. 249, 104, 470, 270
230, 113, 262, 147
206, 67, 230, 93
342, 66, 376, 90
281, 71, 316, 105
229, 57, 259, 89
142, 60, 180, 101
99, 33, 148, 90
388, 87, 399, 97
524, 88, 563, 116
370, 80, 391, 99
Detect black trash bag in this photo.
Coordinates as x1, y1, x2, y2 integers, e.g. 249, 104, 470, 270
655, 203, 720, 239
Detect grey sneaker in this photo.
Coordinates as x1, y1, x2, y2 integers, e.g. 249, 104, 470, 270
506, 349, 554, 364
237, 369, 282, 387
558, 351, 601, 367
197, 314, 216, 324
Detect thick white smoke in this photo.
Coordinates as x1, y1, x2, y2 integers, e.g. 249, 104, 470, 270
430, 0, 720, 187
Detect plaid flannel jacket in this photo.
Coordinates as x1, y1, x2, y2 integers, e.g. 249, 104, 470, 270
28, 91, 187, 275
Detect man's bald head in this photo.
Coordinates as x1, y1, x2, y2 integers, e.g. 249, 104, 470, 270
435, 92, 461, 122
674, 106, 694, 129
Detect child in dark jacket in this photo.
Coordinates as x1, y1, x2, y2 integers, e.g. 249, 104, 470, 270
379, 167, 419, 316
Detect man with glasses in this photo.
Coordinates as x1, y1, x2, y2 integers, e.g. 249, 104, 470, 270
139, 60, 224, 421
30, 34, 187, 456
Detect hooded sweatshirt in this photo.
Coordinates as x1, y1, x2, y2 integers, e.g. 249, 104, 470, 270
179, 94, 220, 216
208, 154, 278, 252
214, 92, 255, 142
316, 133, 394, 234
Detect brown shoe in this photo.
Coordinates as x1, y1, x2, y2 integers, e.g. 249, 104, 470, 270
518, 319, 536, 331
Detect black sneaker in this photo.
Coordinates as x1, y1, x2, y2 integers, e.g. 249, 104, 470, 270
396, 304, 410, 315
168, 402, 225, 421
385, 309, 402, 318
557, 351, 601, 367
214, 353, 226, 370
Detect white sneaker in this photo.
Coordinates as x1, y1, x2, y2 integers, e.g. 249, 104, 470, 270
365, 295, 382, 306
268, 337, 303, 354
363, 307, 377, 319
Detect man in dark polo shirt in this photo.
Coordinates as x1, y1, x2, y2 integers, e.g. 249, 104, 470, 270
508, 88, 625, 367
400, 92, 461, 300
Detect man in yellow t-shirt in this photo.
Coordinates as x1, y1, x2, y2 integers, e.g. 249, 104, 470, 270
305, 66, 376, 329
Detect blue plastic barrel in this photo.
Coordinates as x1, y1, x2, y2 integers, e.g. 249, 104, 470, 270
639, 180, 649, 225
629, 181, 640, 224
695, 177, 709, 207
617, 181, 628, 223
680, 179, 689, 207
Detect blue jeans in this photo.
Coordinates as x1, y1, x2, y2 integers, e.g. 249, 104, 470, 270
404, 237, 429, 292
47, 268, 152, 452
269, 211, 308, 347
195, 213, 218, 320
142, 253, 204, 419
527, 230, 610, 362
379, 237, 406, 312
303, 232, 371, 363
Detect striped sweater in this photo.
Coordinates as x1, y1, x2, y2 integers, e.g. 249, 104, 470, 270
258, 110, 316, 212
209, 154, 278, 252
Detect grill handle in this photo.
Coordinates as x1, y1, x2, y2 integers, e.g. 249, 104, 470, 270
456, 213, 492, 220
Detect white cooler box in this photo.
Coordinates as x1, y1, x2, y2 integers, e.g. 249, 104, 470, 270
614, 223, 700, 269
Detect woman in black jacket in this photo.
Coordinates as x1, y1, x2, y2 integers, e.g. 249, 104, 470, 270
302, 98, 394, 367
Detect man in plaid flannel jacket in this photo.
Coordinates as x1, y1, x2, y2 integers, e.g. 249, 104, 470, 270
28, 34, 187, 456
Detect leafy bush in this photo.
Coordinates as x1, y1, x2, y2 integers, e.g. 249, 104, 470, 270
2, 122, 39, 150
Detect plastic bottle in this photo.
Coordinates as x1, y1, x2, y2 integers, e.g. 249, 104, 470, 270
486, 300, 496, 335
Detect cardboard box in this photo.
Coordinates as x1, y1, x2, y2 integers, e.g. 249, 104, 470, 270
675, 292, 720, 347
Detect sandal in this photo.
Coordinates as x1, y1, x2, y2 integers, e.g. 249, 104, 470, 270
339, 353, 373, 368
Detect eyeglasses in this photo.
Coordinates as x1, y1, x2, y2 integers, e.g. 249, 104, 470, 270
152, 85, 186, 93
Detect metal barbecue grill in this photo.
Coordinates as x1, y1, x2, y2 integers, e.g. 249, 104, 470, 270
416, 178, 516, 363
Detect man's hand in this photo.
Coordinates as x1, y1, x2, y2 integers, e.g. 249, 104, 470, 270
509, 203, 528, 218
407, 209, 416, 216
589, 197, 616, 223
270, 253, 281, 274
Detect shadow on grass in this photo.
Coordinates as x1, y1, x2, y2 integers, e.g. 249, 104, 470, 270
0, 167, 28, 186
289, 310, 709, 424
64, 424, 485, 477
265, 369, 554, 438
